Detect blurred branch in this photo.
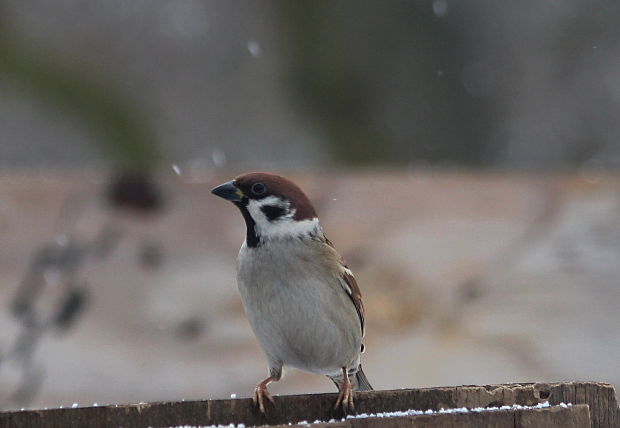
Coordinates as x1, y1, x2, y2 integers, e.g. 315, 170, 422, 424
3, 206, 122, 409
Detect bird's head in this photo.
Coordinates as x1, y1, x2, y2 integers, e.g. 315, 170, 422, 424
211, 172, 321, 247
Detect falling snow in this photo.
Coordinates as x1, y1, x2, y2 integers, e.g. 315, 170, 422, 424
247, 40, 262, 57
211, 148, 227, 167
433, 0, 448, 17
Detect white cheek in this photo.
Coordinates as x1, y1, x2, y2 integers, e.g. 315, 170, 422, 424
246, 196, 285, 228
245, 198, 321, 242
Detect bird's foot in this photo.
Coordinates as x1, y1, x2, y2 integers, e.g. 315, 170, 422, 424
334, 368, 354, 413
253, 380, 275, 414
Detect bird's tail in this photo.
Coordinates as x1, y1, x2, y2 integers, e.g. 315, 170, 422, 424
329, 364, 373, 391
352, 365, 373, 391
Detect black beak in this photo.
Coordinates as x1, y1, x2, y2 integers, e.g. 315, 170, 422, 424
211, 180, 244, 201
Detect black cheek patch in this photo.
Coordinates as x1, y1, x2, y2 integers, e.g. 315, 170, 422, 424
261, 205, 286, 221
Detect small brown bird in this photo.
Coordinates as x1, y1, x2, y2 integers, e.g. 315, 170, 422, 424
212, 172, 372, 414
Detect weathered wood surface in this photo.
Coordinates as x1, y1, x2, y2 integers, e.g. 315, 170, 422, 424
277, 405, 590, 428
0, 382, 616, 428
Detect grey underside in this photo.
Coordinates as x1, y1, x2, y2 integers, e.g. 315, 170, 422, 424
236, 238, 362, 380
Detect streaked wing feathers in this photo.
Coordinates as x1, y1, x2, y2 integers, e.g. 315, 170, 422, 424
339, 267, 365, 336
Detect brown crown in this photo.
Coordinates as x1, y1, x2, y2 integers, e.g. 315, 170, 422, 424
234, 172, 318, 221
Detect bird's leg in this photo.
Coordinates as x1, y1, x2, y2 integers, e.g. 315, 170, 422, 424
334, 367, 354, 412
253, 375, 277, 414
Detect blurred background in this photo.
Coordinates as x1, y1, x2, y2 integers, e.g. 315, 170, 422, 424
0, 0, 619, 410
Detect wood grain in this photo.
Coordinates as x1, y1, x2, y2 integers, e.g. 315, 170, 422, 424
0, 382, 614, 428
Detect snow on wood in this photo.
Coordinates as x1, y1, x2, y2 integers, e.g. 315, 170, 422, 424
0, 381, 617, 428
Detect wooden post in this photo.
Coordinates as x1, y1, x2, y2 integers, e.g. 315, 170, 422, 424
0, 381, 617, 428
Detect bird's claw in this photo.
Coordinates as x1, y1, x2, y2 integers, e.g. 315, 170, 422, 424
334, 378, 355, 413
253, 384, 275, 414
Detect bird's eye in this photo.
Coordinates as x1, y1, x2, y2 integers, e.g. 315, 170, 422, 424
251, 182, 267, 196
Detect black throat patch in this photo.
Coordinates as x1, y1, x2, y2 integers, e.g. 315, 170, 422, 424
234, 200, 260, 247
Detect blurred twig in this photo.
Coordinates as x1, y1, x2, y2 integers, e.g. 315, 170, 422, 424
1, 195, 122, 410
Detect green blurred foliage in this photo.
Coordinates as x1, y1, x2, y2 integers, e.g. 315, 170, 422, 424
0, 24, 159, 171
275, 1, 497, 166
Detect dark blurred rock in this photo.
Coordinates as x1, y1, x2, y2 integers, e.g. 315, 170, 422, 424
105, 171, 163, 214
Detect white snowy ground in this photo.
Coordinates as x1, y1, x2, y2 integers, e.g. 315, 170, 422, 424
0, 170, 618, 409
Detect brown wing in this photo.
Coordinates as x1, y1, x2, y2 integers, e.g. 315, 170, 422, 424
340, 267, 366, 336
321, 236, 366, 336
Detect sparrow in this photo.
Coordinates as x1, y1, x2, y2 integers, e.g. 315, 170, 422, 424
211, 172, 372, 414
